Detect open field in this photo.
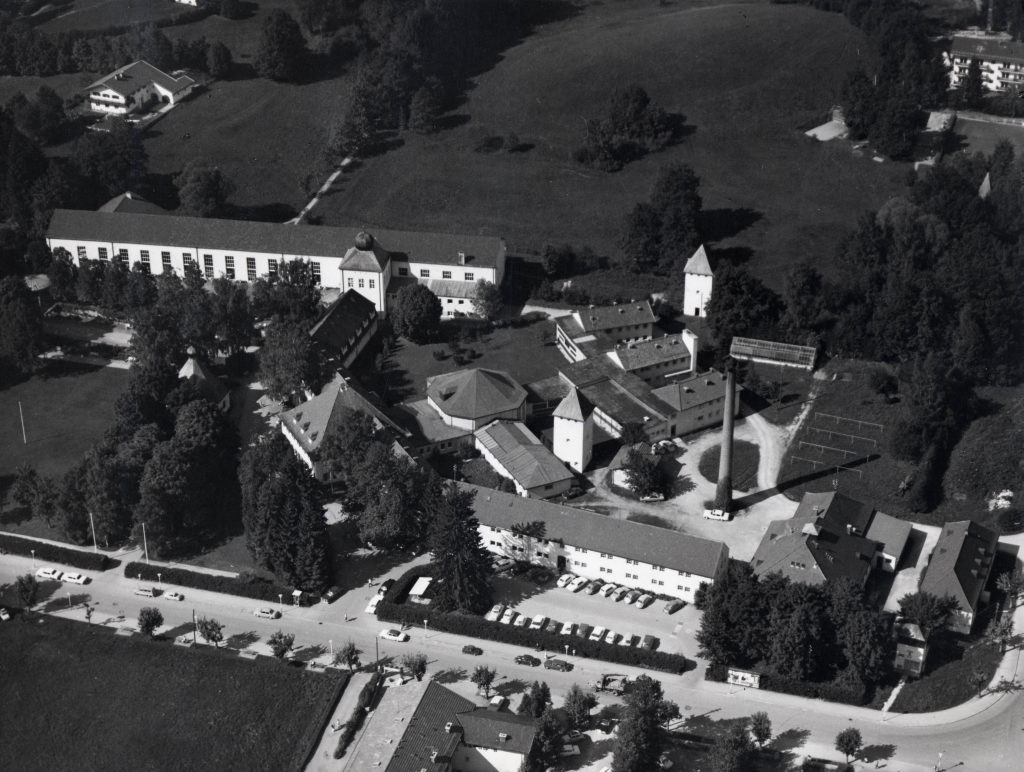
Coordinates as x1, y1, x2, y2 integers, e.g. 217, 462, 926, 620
372, 319, 569, 403
947, 115, 1024, 157
0, 616, 348, 772
39, 0, 188, 33
317, 1, 906, 290
160, 0, 303, 61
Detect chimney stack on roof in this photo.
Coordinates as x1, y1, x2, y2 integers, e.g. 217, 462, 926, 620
458, 250, 466, 264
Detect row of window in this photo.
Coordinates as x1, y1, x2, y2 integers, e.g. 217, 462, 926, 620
347, 278, 376, 289
396, 267, 475, 281
74, 246, 320, 283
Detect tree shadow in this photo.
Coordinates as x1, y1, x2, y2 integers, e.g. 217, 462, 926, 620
224, 202, 299, 222
700, 208, 763, 242
40, 591, 90, 612
159, 622, 196, 641
490, 574, 551, 608
0, 502, 33, 527
437, 114, 471, 131
494, 677, 529, 698
860, 744, 897, 764
711, 245, 755, 267
771, 727, 811, 752
293, 643, 327, 663
224, 630, 261, 650
432, 667, 467, 684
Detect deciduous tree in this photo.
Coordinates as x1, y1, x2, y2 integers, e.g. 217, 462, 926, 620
472, 279, 503, 321
749, 711, 772, 750
196, 616, 224, 647
255, 9, 308, 82
471, 665, 496, 697
391, 283, 441, 343
834, 727, 863, 764
401, 652, 428, 680
335, 640, 361, 671
269, 629, 295, 659
258, 319, 325, 399
0, 274, 43, 376
138, 606, 164, 637
15, 573, 39, 608
897, 592, 957, 641
563, 684, 598, 729
175, 160, 235, 217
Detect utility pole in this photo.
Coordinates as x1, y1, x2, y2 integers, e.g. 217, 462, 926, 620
18, 401, 26, 444
88, 510, 98, 553
192, 609, 197, 645
141, 522, 149, 565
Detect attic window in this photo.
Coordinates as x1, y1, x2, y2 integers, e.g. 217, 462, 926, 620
302, 422, 311, 432
618, 308, 625, 313
295, 412, 303, 421
309, 432, 318, 441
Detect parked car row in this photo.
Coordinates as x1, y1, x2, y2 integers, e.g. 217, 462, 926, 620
36, 567, 89, 585
483, 602, 659, 651
557, 573, 685, 614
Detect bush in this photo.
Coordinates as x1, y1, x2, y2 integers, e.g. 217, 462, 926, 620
0, 533, 117, 571
998, 509, 1024, 535
703, 664, 867, 705
124, 562, 298, 603
333, 672, 384, 758
377, 566, 688, 674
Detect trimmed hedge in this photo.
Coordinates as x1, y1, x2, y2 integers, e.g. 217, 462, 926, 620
333, 672, 384, 759
0, 533, 117, 572
704, 664, 867, 706
378, 566, 689, 674
124, 562, 295, 603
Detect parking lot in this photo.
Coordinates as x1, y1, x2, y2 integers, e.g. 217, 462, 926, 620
488, 572, 702, 656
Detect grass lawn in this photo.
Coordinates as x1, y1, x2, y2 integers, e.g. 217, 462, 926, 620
778, 359, 918, 518
316, 1, 906, 291
39, 0, 186, 33
739, 362, 816, 427
374, 319, 569, 403
890, 639, 1002, 713
947, 116, 1024, 157
0, 616, 348, 772
698, 440, 760, 492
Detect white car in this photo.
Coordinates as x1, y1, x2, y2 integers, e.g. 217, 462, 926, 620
500, 609, 519, 625
556, 573, 577, 588
604, 630, 621, 645
485, 604, 506, 622
599, 583, 618, 598
560, 622, 576, 636
164, 591, 184, 602
253, 607, 281, 619
529, 614, 549, 630
619, 634, 638, 647
568, 576, 589, 593
36, 567, 63, 581
62, 572, 88, 585
365, 595, 383, 614
0, 607, 10, 621
379, 628, 409, 642
634, 594, 654, 609
702, 508, 732, 521
589, 626, 607, 642
514, 614, 530, 628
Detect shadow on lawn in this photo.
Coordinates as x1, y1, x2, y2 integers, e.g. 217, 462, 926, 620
700, 208, 763, 242
225, 630, 261, 650
432, 667, 467, 684
860, 744, 897, 764
771, 727, 810, 752
41, 592, 91, 613
494, 678, 528, 698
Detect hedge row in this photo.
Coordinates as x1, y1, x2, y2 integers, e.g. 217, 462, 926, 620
704, 664, 867, 706
333, 672, 385, 759
123, 562, 295, 603
0, 533, 117, 572
377, 566, 689, 674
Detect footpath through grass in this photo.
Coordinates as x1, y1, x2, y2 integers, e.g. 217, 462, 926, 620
0, 615, 348, 772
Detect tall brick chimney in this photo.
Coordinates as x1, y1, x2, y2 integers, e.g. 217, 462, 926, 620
713, 365, 736, 512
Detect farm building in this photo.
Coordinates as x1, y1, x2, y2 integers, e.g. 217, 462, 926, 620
86, 60, 195, 115
730, 337, 817, 370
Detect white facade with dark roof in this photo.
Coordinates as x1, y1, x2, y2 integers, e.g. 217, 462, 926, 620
948, 32, 1024, 92
552, 387, 594, 473
473, 420, 574, 498
465, 482, 729, 603
682, 244, 714, 318
46, 209, 506, 316
86, 60, 195, 115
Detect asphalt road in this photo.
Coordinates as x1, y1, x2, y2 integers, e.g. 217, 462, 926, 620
3, 553, 1023, 771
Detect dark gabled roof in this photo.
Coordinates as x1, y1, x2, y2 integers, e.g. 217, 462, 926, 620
463, 483, 729, 579
387, 681, 475, 772
177, 352, 228, 404
473, 421, 574, 490
456, 707, 537, 755
650, 368, 730, 411
308, 289, 377, 354
279, 371, 407, 454
683, 244, 713, 276
46, 210, 505, 267
87, 60, 195, 97
553, 387, 592, 421
426, 368, 527, 421
98, 192, 166, 215
560, 357, 675, 425
572, 301, 656, 333
605, 335, 692, 372
951, 34, 1024, 66
920, 520, 999, 614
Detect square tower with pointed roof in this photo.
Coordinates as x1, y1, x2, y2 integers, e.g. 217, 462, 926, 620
683, 244, 714, 318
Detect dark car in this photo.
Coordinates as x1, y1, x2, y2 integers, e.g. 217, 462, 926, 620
544, 658, 573, 672
515, 654, 542, 667
322, 586, 343, 604
641, 635, 658, 651
377, 579, 395, 596
576, 623, 594, 639
462, 645, 484, 656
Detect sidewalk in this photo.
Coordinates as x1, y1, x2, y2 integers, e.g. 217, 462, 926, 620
306, 670, 373, 772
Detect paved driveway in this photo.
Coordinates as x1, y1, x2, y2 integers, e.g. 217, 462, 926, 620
489, 573, 698, 656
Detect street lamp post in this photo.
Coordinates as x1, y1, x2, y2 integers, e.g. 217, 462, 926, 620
278, 593, 283, 611
67, 592, 72, 609
30, 549, 35, 569
157, 573, 162, 589
935, 751, 944, 772
564, 644, 569, 656
423, 618, 428, 635
329, 639, 333, 657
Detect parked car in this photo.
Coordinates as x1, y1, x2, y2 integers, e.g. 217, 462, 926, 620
560, 623, 577, 637
322, 585, 343, 603
489, 695, 509, 710
0, 607, 10, 622
563, 729, 586, 744
253, 607, 280, 619
544, 658, 572, 671
623, 590, 641, 604
164, 591, 184, 602
529, 614, 549, 630
462, 645, 484, 656
585, 579, 604, 595
377, 579, 395, 595
543, 619, 563, 634
36, 567, 62, 581
559, 744, 581, 757
576, 623, 594, 639
515, 654, 542, 667
604, 630, 621, 645
597, 718, 615, 734
485, 604, 506, 622
134, 587, 156, 598
556, 573, 577, 588
659, 752, 674, 768
62, 572, 88, 585
702, 508, 731, 521
599, 583, 619, 598
641, 635, 657, 651
513, 614, 530, 628
493, 556, 515, 573
663, 599, 684, 614
639, 492, 665, 502
568, 576, 589, 592
653, 439, 676, 455
619, 634, 639, 647
560, 486, 584, 500
365, 595, 383, 614
613, 586, 632, 601
634, 593, 654, 609
379, 628, 409, 642
589, 626, 607, 642
500, 609, 519, 625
